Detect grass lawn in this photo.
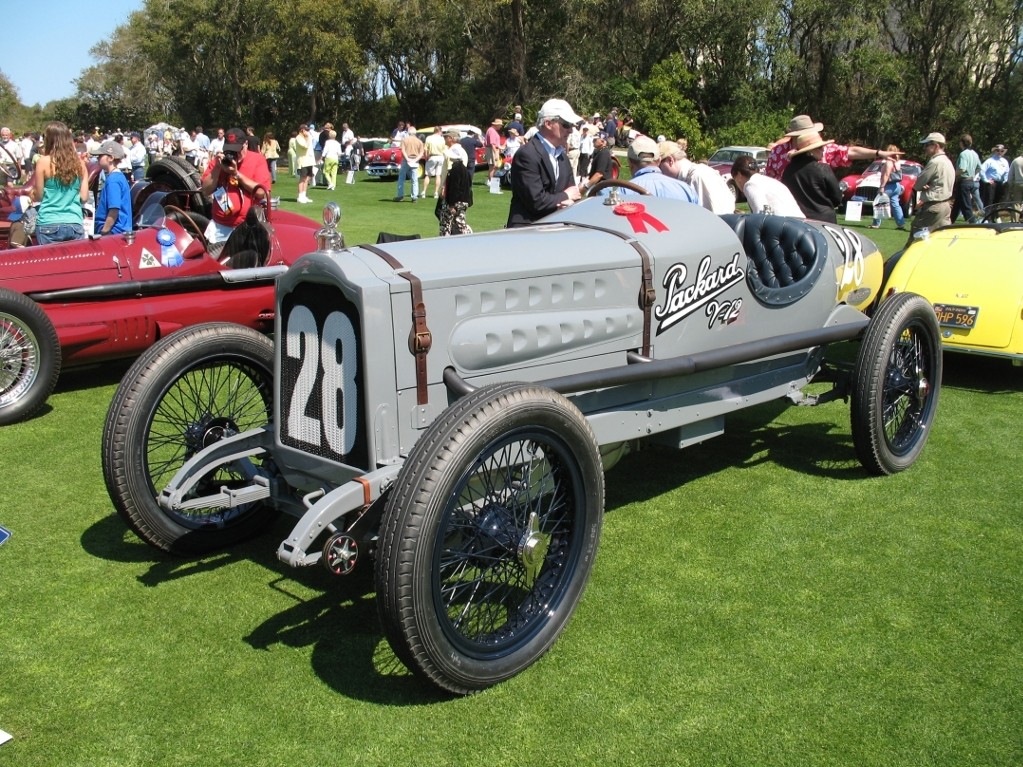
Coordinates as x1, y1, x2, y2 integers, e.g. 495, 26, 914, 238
1, 170, 1020, 766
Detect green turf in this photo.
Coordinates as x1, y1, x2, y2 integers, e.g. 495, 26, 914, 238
1, 171, 1020, 766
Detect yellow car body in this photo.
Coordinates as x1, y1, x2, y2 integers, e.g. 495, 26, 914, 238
882, 223, 1023, 363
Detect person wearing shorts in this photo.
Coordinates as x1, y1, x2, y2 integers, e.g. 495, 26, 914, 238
422, 126, 446, 199
295, 124, 315, 203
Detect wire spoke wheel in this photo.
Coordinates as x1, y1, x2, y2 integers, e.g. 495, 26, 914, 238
0, 288, 61, 425
852, 293, 942, 475
376, 383, 604, 694
436, 430, 581, 654
103, 323, 276, 553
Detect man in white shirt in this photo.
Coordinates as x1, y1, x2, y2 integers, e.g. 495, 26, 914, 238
127, 132, 148, 181
658, 140, 736, 214
209, 127, 225, 156
1, 126, 24, 183
729, 155, 805, 217
19, 133, 35, 177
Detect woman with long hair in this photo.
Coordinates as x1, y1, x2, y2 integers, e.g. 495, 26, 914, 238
870, 144, 907, 229
32, 121, 89, 244
260, 131, 280, 183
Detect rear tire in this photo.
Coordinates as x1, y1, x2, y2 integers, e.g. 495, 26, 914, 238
851, 293, 941, 475
0, 287, 61, 425
147, 156, 207, 214
102, 323, 275, 553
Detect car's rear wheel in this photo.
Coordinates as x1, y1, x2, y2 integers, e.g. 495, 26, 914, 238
0, 288, 61, 426
102, 323, 275, 554
375, 382, 604, 695
851, 293, 941, 475
147, 156, 207, 214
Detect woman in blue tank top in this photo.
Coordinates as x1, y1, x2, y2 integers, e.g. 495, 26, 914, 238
32, 121, 89, 245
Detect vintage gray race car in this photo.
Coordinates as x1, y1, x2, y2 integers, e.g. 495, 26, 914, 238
102, 186, 942, 695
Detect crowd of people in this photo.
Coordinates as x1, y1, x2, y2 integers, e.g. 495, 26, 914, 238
4, 106, 1022, 247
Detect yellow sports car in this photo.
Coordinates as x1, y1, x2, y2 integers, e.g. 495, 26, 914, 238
882, 220, 1023, 363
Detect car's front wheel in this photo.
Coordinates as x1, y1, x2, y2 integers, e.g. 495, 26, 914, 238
851, 293, 941, 475
0, 287, 61, 426
102, 323, 276, 554
375, 382, 605, 695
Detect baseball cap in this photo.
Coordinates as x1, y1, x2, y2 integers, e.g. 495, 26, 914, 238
537, 98, 583, 126
627, 135, 659, 162
223, 127, 246, 152
91, 139, 126, 160
919, 132, 946, 145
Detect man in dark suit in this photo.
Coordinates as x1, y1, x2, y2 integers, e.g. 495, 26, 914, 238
506, 99, 584, 228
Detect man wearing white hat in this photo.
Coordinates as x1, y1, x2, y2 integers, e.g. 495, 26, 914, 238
764, 114, 901, 180
507, 98, 584, 227
909, 132, 955, 242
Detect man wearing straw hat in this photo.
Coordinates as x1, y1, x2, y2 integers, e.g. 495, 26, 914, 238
765, 114, 901, 180
781, 132, 843, 223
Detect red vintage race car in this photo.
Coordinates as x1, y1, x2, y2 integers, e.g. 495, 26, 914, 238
0, 158, 322, 425
365, 124, 489, 178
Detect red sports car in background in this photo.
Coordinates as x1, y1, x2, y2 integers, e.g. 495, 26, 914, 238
839, 159, 923, 215
0, 158, 322, 425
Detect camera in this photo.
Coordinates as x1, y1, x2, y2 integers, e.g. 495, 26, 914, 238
221, 150, 238, 166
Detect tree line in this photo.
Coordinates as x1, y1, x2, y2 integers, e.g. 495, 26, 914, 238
3, 0, 1021, 161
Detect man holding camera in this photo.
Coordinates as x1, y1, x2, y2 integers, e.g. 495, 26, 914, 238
200, 126, 272, 250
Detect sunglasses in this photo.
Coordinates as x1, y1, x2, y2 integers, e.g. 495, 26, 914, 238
557, 119, 575, 129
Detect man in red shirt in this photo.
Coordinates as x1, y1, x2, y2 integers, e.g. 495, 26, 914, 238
485, 118, 504, 184
200, 126, 272, 250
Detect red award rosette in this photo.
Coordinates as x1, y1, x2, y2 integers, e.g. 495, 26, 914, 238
613, 202, 668, 233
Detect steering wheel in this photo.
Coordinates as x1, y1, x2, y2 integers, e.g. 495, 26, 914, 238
0, 142, 21, 182
252, 184, 272, 222
163, 204, 208, 249
585, 179, 650, 198
981, 202, 1022, 224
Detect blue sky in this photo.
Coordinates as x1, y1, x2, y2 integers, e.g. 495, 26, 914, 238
4, 0, 144, 106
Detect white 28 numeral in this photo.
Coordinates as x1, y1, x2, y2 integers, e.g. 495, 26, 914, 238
285, 305, 358, 456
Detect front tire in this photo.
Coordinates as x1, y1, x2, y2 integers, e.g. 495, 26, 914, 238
851, 293, 941, 475
102, 323, 275, 554
375, 383, 604, 694
0, 288, 61, 425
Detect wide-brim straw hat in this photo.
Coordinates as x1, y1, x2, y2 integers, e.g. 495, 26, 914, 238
785, 114, 824, 137
791, 132, 835, 155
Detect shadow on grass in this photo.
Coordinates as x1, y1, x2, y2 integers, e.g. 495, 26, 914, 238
244, 571, 451, 705
604, 399, 865, 513
78, 396, 870, 706
81, 510, 449, 703
54, 358, 134, 394
941, 353, 1023, 394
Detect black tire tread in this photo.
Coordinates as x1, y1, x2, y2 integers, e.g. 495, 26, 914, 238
851, 293, 941, 475
102, 322, 274, 553
375, 382, 604, 694
0, 287, 62, 425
